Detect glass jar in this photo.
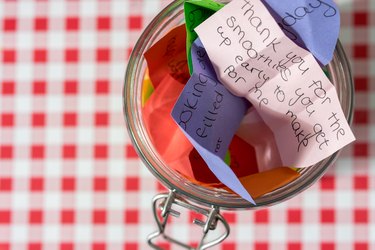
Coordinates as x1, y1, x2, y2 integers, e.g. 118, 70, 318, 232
123, 0, 354, 248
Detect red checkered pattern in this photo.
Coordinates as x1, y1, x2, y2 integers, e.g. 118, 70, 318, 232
0, 0, 374, 249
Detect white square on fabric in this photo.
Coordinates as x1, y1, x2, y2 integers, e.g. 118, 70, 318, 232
335, 224, 354, 242
111, 1, 129, 16
44, 192, 61, 210
80, 1, 97, 17
17, 32, 34, 49
17, 1, 35, 18
16, 64, 34, 82
75, 192, 93, 210
76, 160, 94, 177
336, 191, 354, 209
49, 1, 65, 17
12, 192, 30, 210
47, 64, 65, 81
74, 225, 93, 243
11, 225, 28, 242
43, 225, 60, 242
302, 224, 320, 242
48, 32, 65, 49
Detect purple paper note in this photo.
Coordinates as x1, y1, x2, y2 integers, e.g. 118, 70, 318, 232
262, 0, 340, 65
190, 38, 217, 74
172, 39, 250, 158
171, 39, 254, 203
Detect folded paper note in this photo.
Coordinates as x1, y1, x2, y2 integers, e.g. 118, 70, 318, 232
143, 38, 259, 183
262, 0, 340, 65
172, 38, 255, 203
172, 38, 250, 159
236, 166, 300, 199
144, 24, 190, 88
184, 0, 224, 72
141, 69, 155, 106
142, 71, 236, 183
142, 74, 195, 179
195, 0, 355, 168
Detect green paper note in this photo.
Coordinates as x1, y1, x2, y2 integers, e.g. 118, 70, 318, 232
224, 150, 231, 166
184, 0, 224, 73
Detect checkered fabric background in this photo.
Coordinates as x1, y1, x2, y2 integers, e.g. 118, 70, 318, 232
0, 0, 374, 249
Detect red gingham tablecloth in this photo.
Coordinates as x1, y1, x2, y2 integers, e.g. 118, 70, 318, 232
0, 0, 374, 249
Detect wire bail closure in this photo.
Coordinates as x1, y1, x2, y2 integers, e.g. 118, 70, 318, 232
147, 190, 230, 250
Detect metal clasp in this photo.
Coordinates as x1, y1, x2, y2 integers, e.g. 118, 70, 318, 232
147, 190, 230, 250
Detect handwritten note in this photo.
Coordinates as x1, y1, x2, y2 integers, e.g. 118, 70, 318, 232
262, 0, 340, 65
195, 0, 355, 168
171, 38, 255, 203
144, 24, 190, 88
184, 0, 224, 73
172, 38, 250, 158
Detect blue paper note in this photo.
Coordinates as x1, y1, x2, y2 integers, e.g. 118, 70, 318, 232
172, 39, 250, 158
262, 0, 340, 65
171, 39, 255, 203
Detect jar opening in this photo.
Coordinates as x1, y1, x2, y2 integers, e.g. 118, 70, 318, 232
124, 0, 354, 209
